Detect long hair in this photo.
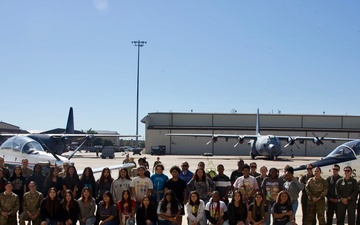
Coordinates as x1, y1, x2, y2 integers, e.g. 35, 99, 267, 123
231, 190, 243, 204
251, 192, 265, 221
276, 190, 292, 205
61, 189, 77, 209
45, 187, 60, 213
101, 191, 115, 207
98, 168, 114, 186
194, 168, 206, 182
32, 163, 43, 176
80, 167, 95, 183
65, 165, 79, 181
80, 187, 93, 203
160, 190, 179, 215
188, 191, 200, 206
11, 166, 23, 179
119, 190, 132, 212
118, 168, 131, 180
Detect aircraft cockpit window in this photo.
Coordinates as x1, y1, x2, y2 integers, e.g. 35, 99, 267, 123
351, 142, 360, 155
327, 145, 356, 159
22, 142, 43, 153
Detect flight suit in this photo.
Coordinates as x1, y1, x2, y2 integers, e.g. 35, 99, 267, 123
300, 174, 315, 225
19, 191, 44, 225
335, 177, 358, 225
326, 175, 342, 225
305, 176, 328, 225
0, 192, 20, 225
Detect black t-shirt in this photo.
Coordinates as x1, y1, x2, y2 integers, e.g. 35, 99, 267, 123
164, 178, 187, 203
248, 203, 268, 223
272, 202, 292, 225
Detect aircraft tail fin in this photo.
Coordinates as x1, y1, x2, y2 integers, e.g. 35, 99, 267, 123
65, 107, 74, 134
256, 108, 260, 135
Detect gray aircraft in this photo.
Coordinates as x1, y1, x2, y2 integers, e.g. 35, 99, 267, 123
0, 107, 139, 155
166, 109, 353, 160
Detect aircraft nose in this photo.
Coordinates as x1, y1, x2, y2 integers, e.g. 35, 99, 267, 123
268, 144, 276, 151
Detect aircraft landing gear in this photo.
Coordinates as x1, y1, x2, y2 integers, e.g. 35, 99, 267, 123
250, 152, 256, 160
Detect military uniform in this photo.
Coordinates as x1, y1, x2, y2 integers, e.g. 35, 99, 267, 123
326, 174, 342, 225
19, 190, 44, 225
21, 167, 33, 180
300, 173, 315, 225
305, 176, 328, 225
335, 177, 358, 225
0, 191, 20, 225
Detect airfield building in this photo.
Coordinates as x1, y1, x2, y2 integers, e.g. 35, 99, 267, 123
142, 112, 360, 157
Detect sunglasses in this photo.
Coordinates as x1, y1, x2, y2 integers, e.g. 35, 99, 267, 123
182, 165, 189, 167
251, 166, 257, 168
332, 168, 339, 171
344, 170, 351, 172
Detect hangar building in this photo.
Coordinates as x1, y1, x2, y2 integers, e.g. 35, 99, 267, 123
142, 112, 360, 157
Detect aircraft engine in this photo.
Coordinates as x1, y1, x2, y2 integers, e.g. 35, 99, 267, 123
234, 136, 245, 147
312, 132, 327, 146
206, 135, 218, 145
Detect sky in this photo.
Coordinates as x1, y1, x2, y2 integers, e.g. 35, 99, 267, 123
0, 0, 359, 139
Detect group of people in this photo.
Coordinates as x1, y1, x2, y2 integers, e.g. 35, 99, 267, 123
0, 156, 359, 225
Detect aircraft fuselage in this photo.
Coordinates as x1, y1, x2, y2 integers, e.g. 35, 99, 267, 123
250, 135, 282, 159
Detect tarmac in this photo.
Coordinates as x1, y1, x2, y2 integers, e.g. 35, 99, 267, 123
65, 151, 346, 225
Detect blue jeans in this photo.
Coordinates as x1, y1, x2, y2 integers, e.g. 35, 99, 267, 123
292, 200, 299, 220
45, 218, 58, 225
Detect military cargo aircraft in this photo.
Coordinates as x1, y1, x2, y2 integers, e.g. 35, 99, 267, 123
0, 107, 140, 155
166, 109, 353, 160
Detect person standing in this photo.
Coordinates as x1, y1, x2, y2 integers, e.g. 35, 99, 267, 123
153, 157, 162, 173
261, 167, 283, 225
233, 164, 259, 206
164, 166, 187, 225
256, 166, 268, 189
0, 181, 19, 225
212, 164, 231, 205
325, 164, 342, 225
300, 164, 314, 225
283, 166, 303, 219
249, 162, 260, 178
150, 164, 169, 205
335, 166, 358, 225
230, 160, 244, 187
19, 181, 44, 225
21, 159, 33, 181
179, 161, 193, 184
110, 168, 132, 203
130, 166, 153, 209
305, 167, 328, 225
0, 157, 10, 180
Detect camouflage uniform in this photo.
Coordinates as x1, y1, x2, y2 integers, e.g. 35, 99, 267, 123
300, 174, 315, 225
0, 191, 20, 225
21, 167, 33, 181
19, 190, 44, 225
305, 176, 328, 225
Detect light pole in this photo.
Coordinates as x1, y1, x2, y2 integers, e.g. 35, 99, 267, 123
132, 40, 146, 149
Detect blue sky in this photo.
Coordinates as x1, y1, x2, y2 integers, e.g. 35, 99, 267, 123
0, 0, 359, 139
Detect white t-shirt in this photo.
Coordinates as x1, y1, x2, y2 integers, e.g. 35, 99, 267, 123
233, 175, 259, 195
130, 176, 153, 201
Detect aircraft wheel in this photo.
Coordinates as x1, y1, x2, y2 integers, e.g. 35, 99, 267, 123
250, 152, 256, 160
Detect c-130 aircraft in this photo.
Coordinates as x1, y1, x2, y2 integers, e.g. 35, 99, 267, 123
166, 109, 353, 160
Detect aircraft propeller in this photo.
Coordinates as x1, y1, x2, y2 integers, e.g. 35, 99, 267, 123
312, 132, 328, 146
284, 136, 300, 149
234, 135, 246, 147
206, 135, 218, 145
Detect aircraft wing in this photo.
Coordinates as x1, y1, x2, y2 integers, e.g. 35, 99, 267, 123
47, 134, 140, 138
78, 163, 136, 176
165, 133, 258, 139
